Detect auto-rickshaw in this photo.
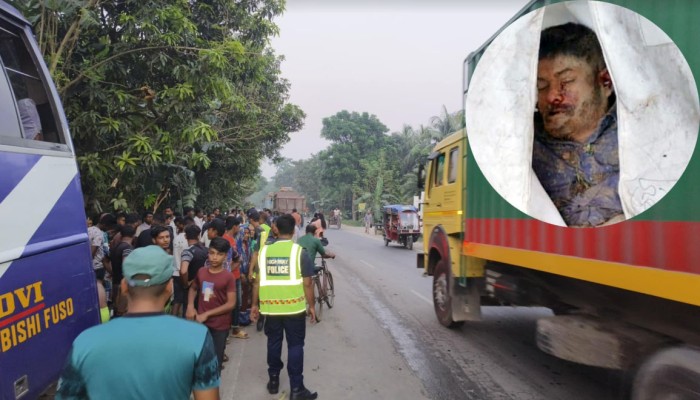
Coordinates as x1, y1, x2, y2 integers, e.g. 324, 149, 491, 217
382, 205, 421, 250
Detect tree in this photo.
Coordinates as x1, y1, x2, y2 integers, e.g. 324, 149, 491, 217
12, 0, 304, 213
319, 111, 389, 218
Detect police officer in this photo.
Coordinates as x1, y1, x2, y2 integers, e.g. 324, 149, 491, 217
251, 214, 318, 400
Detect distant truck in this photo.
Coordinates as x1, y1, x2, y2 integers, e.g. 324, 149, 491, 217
272, 187, 305, 215
418, 1, 700, 399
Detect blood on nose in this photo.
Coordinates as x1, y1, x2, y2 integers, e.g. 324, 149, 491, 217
546, 85, 564, 105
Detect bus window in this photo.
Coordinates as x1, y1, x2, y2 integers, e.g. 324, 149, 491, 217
0, 20, 62, 145
448, 146, 458, 183
434, 153, 446, 187
0, 55, 21, 139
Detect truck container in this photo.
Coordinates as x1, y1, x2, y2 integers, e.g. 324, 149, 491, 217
272, 187, 306, 215
418, 1, 700, 398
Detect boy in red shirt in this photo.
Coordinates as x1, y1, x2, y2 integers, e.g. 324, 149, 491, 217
187, 237, 236, 370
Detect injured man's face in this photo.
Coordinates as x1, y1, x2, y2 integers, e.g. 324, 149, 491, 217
536, 55, 612, 143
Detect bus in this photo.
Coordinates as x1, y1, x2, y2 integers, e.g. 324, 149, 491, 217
0, 2, 99, 398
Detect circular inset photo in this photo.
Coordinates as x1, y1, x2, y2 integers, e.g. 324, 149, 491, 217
464, 0, 699, 227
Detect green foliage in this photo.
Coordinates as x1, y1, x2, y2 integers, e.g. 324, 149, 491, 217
262, 106, 463, 220
14, 0, 303, 214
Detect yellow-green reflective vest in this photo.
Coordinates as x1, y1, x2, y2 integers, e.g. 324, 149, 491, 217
258, 240, 306, 315
260, 224, 271, 249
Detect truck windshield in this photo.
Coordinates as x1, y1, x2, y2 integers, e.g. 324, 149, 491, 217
400, 212, 419, 230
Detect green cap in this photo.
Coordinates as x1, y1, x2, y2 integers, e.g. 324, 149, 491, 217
123, 245, 173, 287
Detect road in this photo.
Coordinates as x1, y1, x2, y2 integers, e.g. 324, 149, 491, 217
222, 225, 626, 400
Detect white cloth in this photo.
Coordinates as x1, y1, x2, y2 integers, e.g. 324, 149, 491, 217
172, 232, 187, 276
18, 98, 42, 140
87, 226, 104, 270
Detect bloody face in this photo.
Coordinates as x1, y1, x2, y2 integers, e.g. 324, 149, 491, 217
536, 55, 610, 142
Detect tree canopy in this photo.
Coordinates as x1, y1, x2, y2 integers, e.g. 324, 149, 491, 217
12, 0, 304, 213
255, 106, 464, 220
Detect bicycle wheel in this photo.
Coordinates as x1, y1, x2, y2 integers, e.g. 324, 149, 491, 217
313, 275, 324, 320
324, 270, 334, 308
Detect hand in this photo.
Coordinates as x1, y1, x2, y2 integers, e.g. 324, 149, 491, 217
308, 307, 317, 324
250, 305, 260, 322
185, 306, 196, 321
195, 312, 208, 323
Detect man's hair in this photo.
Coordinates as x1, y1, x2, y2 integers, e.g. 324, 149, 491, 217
127, 274, 169, 299
260, 211, 269, 223
153, 213, 165, 225
185, 224, 201, 240
275, 214, 296, 235
292, 208, 297, 213
225, 216, 241, 231
125, 213, 140, 225
209, 218, 225, 237
99, 213, 117, 230
120, 224, 136, 238
306, 224, 317, 234
151, 225, 169, 240
539, 23, 606, 74
142, 211, 153, 220
209, 237, 231, 253
183, 216, 195, 225
174, 216, 185, 226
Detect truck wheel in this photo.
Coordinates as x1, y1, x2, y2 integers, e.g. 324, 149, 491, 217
632, 346, 700, 400
407, 235, 413, 250
432, 259, 464, 328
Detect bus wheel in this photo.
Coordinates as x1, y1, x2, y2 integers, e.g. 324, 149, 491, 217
433, 259, 464, 328
632, 346, 700, 400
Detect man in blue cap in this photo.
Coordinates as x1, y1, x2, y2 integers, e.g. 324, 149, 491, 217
56, 245, 221, 400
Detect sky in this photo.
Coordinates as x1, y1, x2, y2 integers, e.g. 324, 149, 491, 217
262, 0, 529, 178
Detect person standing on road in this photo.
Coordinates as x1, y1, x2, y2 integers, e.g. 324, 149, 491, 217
223, 216, 247, 339
56, 245, 220, 400
297, 225, 335, 264
364, 210, 373, 234
187, 237, 236, 371
251, 214, 318, 400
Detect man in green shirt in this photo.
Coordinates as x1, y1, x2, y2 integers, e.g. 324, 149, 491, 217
296, 225, 335, 264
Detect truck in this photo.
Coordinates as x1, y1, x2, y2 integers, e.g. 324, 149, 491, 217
272, 187, 306, 215
417, 1, 700, 398
0, 2, 100, 398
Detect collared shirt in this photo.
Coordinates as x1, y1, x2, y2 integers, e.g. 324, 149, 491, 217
532, 104, 623, 227
56, 314, 219, 399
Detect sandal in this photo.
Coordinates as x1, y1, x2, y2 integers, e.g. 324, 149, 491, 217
223, 354, 229, 363
232, 330, 249, 339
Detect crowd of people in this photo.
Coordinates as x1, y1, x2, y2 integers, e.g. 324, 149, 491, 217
57, 205, 335, 399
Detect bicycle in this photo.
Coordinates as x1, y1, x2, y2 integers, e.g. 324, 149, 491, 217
312, 258, 335, 321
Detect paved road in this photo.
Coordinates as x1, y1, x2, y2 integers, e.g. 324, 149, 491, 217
221, 225, 625, 400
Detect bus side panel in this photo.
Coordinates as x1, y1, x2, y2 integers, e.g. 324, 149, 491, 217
0, 152, 41, 203
0, 242, 98, 400
22, 174, 92, 257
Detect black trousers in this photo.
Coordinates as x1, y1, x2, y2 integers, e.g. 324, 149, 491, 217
264, 312, 306, 389
208, 327, 228, 369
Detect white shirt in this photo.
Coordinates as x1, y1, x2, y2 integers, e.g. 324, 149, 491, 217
172, 232, 188, 277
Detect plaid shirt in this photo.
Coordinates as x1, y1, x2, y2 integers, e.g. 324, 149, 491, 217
532, 104, 623, 227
